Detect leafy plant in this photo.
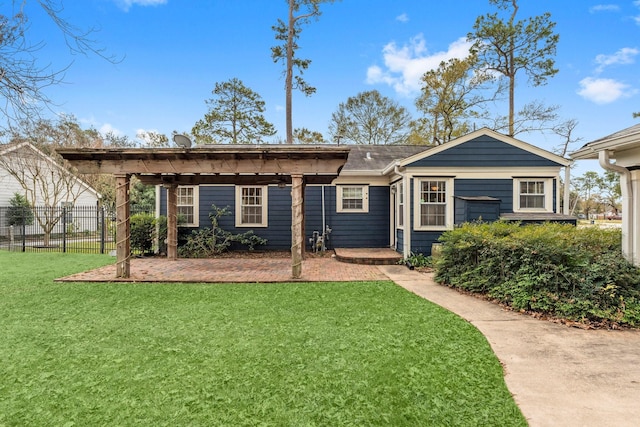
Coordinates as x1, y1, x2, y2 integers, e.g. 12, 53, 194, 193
402, 252, 433, 269
6, 193, 34, 227
435, 221, 640, 327
130, 212, 156, 254
179, 204, 267, 257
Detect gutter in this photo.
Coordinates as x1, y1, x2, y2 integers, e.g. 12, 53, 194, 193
599, 150, 633, 260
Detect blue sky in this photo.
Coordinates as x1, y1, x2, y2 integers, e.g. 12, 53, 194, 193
28, 0, 640, 168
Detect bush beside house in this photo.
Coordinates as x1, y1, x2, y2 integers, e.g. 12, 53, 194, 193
435, 222, 640, 328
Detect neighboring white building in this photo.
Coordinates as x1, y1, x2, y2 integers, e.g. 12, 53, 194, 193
0, 142, 101, 239
571, 123, 640, 265
0, 141, 100, 206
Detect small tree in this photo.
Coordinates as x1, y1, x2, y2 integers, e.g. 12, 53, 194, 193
192, 78, 276, 144
416, 54, 498, 145
130, 212, 156, 255
179, 205, 267, 257
6, 193, 34, 227
328, 90, 412, 145
293, 127, 325, 144
469, 0, 559, 136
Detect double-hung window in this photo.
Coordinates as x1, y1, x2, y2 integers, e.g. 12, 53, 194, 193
396, 182, 404, 228
337, 185, 369, 213
414, 178, 452, 230
177, 186, 198, 226
236, 186, 268, 227
514, 178, 552, 212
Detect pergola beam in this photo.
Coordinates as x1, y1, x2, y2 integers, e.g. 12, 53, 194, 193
58, 145, 351, 280
136, 173, 338, 186
64, 158, 347, 175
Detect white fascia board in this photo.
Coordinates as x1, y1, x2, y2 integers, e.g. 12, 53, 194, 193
332, 175, 389, 186
339, 169, 385, 176
571, 135, 640, 160
403, 166, 561, 179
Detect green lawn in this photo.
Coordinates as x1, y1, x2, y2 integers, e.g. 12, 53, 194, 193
0, 252, 525, 426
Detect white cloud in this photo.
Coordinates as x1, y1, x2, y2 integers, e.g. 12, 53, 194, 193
115, 0, 167, 12
366, 34, 472, 95
99, 123, 123, 136
595, 47, 639, 73
396, 13, 409, 23
589, 4, 620, 13
577, 77, 635, 104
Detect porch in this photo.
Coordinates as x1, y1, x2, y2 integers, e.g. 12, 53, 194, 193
55, 248, 400, 283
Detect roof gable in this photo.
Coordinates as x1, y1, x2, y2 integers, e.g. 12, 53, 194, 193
400, 128, 570, 168
1, 142, 101, 198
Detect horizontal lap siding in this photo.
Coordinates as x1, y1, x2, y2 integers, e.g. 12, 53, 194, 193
264, 187, 293, 249
409, 231, 442, 256
160, 186, 291, 250
455, 179, 513, 213
305, 186, 336, 250
407, 136, 562, 167
199, 186, 235, 230
329, 186, 390, 248
161, 185, 391, 250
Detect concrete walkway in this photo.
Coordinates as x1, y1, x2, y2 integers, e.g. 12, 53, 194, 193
379, 265, 640, 427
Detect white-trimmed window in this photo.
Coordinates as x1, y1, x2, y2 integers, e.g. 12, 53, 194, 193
514, 178, 553, 212
337, 185, 369, 213
396, 182, 404, 228
414, 178, 453, 230
236, 185, 268, 227
177, 186, 199, 227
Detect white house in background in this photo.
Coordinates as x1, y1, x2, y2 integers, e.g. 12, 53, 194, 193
0, 142, 101, 240
571, 123, 640, 265
0, 141, 100, 206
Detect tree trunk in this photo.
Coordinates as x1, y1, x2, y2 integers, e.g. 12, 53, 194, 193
285, 0, 295, 144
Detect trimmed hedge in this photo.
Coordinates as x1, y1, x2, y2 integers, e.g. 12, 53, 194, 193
434, 222, 640, 328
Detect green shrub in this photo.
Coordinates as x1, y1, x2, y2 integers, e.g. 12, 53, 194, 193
435, 221, 640, 327
130, 213, 156, 254
179, 205, 267, 258
6, 193, 34, 227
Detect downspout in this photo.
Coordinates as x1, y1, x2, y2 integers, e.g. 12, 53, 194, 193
563, 164, 571, 215
599, 150, 633, 261
321, 184, 326, 243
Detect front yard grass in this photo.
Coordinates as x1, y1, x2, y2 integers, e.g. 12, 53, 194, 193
0, 252, 525, 426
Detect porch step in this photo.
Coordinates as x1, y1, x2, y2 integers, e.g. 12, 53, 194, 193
333, 248, 403, 265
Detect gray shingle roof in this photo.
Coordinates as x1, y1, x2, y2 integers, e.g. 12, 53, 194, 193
587, 123, 640, 145
341, 145, 430, 172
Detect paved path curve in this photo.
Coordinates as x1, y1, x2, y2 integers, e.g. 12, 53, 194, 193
379, 265, 640, 427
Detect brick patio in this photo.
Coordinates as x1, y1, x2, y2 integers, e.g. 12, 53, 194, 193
56, 253, 391, 283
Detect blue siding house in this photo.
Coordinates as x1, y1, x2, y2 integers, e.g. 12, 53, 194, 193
157, 128, 573, 257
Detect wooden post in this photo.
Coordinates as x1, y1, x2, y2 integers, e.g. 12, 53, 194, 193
291, 174, 304, 279
166, 184, 178, 260
115, 174, 131, 278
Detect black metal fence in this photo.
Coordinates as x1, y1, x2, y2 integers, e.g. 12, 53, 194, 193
0, 205, 153, 254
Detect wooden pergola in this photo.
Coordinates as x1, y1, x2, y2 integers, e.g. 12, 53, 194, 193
58, 145, 350, 279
